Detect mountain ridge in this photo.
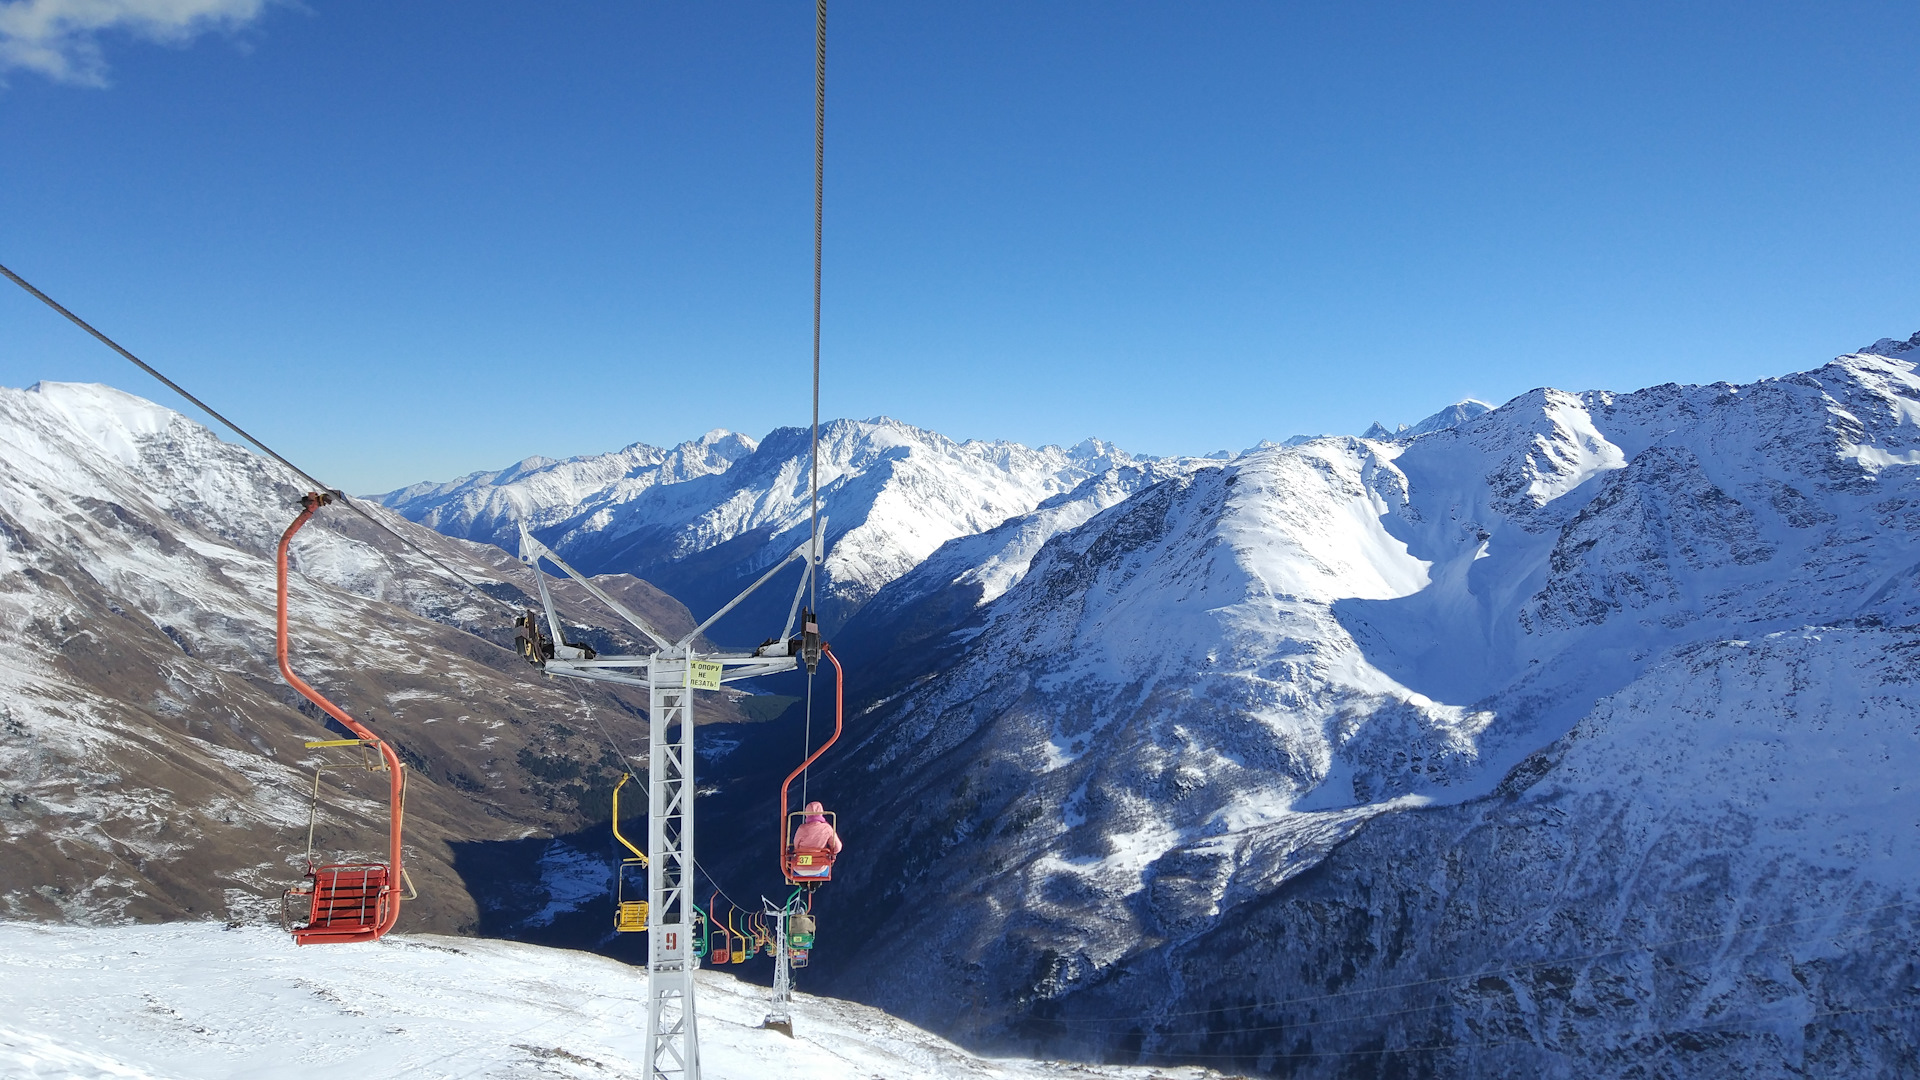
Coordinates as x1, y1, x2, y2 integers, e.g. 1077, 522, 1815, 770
782, 350, 1920, 1079
7, 341, 1919, 1078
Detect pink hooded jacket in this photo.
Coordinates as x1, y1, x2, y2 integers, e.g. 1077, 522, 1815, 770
791, 801, 843, 854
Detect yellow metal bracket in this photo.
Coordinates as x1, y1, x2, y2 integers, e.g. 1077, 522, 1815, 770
612, 773, 648, 865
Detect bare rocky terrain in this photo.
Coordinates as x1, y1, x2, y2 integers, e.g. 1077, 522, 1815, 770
0, 381, 758, 934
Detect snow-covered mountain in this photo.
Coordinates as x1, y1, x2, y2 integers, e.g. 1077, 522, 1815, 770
1861, 329, 1920, 358
380, 418, 1168, 636
11, 342, 1920, 1078
380, 428, 760, 552
1360, 398, 1494, 441
0, 381, 743, 933
795, 351, 1920, 1076
1028, 625, 1920, 1075
0, 921, 1231, 1080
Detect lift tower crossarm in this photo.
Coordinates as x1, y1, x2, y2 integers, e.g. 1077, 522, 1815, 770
513, 526, 820, 1080
680, 519, 826, 648
517, 524, 675, 651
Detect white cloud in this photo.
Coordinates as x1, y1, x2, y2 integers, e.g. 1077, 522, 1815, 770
0, 0, 269, 86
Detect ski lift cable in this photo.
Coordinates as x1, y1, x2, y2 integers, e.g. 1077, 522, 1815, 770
808, 0, 825, 615
572, 685, 639, 778
0, 260, 518, 618
696, 859, 748, 917
800, 0, 827, 808
1049, 895, 1920, 1026
801, 669, 815, 806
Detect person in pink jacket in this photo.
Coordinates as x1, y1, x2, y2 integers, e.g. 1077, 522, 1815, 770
789, 801, 842, 878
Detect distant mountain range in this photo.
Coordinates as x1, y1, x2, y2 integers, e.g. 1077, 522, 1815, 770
376, 404, 1492, 641
380, 419, 1175, 638
6, 336, 1920, 1078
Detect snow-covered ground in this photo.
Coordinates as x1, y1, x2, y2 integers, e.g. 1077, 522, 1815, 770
0, 921, 1227, 1080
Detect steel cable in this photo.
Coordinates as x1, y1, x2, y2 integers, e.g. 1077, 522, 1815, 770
800, 0, 827, 811
2, 260, 518, 617
808, 0, 826, 614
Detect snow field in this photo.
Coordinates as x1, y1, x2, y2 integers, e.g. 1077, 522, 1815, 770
0, 922, 1226, 1080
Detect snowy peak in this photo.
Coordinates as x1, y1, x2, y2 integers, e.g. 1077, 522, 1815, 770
1358, 398, 1494, 442
1404, 397, 1494, 437
23, 380, 203, 469
1858, 329, 1920, 357
385, 413, 1171, 632
377, 427, 758, 550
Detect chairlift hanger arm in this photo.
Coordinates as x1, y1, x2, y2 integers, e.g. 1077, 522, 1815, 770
780, 517, 829, 644
276, 494, 407, 945
517, 525, 674, 651
612, 773, 648, 864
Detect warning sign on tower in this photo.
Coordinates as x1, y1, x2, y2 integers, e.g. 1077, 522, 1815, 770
689, 660, 723, 691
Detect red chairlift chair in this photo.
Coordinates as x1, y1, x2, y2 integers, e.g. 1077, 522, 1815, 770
275, 493, 414, 945
779, 645, 844, 886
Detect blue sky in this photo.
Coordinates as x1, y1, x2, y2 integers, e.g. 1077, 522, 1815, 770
3, 1, 1917, 494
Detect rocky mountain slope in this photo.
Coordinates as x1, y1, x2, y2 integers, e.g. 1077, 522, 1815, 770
789, 350, 1920, 1077
1037, 627, 1920, 1076
0, 381, 753, 935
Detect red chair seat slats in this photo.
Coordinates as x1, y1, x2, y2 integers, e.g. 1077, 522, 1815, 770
292, 864, 391, 944
785, 847, 836, 882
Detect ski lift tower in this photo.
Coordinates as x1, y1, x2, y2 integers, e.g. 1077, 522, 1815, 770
514, 523, 825, 1080
761, 895, 796, 1036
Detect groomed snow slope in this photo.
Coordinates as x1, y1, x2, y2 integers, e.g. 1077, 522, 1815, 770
0, 922, 1227, 1080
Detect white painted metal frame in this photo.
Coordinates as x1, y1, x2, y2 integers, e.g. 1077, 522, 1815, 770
515, 524, 824, 1079
647, 657, 699, 1078
763, 896, 793, 1032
